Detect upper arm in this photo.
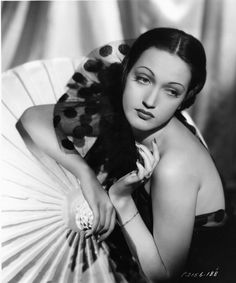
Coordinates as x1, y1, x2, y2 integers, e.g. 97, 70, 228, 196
151, 156, 199, 276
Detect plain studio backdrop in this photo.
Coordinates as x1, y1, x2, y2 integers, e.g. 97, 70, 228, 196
1, 1, 236, 283
1, 0, 236, 213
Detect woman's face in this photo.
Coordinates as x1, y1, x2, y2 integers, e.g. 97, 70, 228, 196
122, 47, 191, 133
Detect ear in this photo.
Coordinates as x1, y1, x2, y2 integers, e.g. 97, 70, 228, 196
184, 88, 196, 103
187, 89, 195, 97
177, 89, 196, 111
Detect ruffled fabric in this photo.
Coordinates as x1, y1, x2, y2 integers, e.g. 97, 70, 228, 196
52, 40, 235, 283
53, 40, 133, 156
52, 40, 150, 283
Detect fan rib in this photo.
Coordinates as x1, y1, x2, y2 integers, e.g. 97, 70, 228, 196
12, 70, 36, 106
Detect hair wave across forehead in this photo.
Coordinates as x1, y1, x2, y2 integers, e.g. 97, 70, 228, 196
122, 27, 207, 110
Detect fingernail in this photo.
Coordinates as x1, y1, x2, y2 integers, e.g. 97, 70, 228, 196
153, 138, 157, 144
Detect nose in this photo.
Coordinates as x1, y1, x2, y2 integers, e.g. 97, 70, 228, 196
142, 100, 155, 109
142, 88, 159, 109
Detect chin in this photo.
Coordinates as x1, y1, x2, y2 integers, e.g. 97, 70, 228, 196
128, 119, 155, 133
125, 112, 161, 133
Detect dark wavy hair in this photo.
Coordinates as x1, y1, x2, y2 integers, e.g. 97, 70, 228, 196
122, 27, 207, 111
86, 28, 207, 189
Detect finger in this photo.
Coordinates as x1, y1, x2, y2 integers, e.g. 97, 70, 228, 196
87, 208, 99, 236
98, 209, 116, 242
136, 161, 146, 180
98, 206, 113, 234
136, 143, 157, 173
137, 147, 153, 173
98, 211, 116, 242
95, 207, 105, 234
152, 139, 160, 168
136, 143, 154, 164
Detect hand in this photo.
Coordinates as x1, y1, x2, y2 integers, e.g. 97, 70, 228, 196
109, 139, 160, 199
79, 174, 116, 242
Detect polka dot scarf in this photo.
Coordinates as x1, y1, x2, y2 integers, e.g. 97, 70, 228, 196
53, 40, 133, 155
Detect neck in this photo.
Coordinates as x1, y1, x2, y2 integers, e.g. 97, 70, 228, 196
132, 118, 173, 153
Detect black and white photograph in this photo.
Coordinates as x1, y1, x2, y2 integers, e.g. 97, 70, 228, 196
1, 1, 236, 282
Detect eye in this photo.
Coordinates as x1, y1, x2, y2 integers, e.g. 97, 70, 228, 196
165, 89, 180, 97
135, 75, 151, 85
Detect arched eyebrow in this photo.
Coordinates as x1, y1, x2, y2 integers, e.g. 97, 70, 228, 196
168, 82, 186, 91
137, 66, 186, 91
136, 66, 155, 77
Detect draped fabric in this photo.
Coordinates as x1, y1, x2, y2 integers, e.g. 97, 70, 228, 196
1, 0, 236, 208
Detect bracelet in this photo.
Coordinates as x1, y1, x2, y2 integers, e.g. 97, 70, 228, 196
118, 210, 139, 228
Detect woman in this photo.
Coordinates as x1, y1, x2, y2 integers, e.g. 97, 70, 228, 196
17, 28, 226, 282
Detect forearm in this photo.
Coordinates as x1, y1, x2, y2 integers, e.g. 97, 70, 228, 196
16, 106, 116, 239
16, 114, 99, 188
110, 195, 169, 282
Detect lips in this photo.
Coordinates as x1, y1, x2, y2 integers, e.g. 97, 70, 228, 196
135, 108, 155, 120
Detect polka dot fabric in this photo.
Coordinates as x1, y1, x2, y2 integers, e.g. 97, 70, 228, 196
53, 40, 133, 154
194, 209, 227, 228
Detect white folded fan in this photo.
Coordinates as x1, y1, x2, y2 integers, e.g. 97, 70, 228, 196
1, 58, 206, 283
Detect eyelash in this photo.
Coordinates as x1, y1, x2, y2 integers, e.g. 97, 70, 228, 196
165, 89, 179, 97
134, 75, 180, 97
134, 75, 151, 85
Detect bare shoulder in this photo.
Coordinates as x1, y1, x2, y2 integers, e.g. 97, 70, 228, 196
153, 117, 211, 186
156, 148, 198, 178
152, 148, 200, 193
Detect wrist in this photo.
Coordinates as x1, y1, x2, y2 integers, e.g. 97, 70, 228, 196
108, 181, 133, 199
118, 210, 139, 228
77, 168, 103, 192
109, 195, 138, 228
109, 193, 132, 209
